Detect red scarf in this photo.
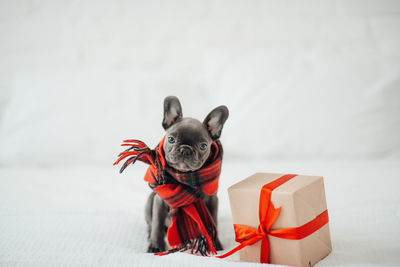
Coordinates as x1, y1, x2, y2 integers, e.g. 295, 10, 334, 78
114, 136, 223, 255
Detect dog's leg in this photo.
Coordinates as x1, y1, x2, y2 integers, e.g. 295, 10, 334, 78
205, 194, 223, 251
146, 194, 168, 253
145, 192, 155, 240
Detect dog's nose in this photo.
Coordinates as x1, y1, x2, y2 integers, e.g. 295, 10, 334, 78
179, 146, 193, 156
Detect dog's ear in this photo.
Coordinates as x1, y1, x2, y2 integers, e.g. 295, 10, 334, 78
162, 96, 183, 130
203, 105, 229, 140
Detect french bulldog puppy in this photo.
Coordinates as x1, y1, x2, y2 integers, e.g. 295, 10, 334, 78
145, 96, 229, 253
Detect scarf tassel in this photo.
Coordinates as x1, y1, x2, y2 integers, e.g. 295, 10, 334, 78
155, 229, 217, 256
113, 140, 154, 173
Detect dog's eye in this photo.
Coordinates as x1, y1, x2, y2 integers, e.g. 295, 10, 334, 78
168, 136, 175, 144
200, 143, 207, 150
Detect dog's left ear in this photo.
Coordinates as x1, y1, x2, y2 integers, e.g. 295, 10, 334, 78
203, 105, 229, 140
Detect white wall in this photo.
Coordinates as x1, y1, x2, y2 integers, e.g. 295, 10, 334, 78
0, 0, 399, 166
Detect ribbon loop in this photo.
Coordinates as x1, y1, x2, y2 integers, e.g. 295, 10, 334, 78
233, 224, 259, 242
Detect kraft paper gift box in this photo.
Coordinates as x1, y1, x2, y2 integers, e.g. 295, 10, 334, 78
227, 173, 332, 267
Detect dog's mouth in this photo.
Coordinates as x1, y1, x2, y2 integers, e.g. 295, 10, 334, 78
175, 162, 198, 172
165, 154, 203, 172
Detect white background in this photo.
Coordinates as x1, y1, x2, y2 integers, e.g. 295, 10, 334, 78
1, 1, 400, 266
1, 0, 399, 166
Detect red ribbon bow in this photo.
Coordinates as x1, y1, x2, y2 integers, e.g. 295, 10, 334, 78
217, 174, 329, 263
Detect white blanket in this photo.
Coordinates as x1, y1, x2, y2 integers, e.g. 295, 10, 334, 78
1, 159, 399, 266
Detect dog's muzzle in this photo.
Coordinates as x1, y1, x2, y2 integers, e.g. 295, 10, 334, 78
179, 145, 194, 156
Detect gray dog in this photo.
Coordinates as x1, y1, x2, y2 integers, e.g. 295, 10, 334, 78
145, 96, 229, 253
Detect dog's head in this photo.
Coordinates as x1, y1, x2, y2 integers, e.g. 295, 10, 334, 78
162, 96, 229, 172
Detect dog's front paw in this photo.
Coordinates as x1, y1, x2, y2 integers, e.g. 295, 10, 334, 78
214, 238, 223, 251
146, 243, 166, 253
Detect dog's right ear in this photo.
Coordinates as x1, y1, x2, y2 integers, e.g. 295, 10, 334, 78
162, 96, 183, 130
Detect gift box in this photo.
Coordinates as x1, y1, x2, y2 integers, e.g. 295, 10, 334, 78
226, 173, 332, 267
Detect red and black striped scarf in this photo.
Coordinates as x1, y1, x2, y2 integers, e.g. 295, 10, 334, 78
114, 136, 222, 256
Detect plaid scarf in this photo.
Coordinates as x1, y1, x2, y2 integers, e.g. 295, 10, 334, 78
114, 136, 223, 256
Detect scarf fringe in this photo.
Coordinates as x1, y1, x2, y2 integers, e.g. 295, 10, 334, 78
155, 232, 217, 257
113, 140, 152, 173
114, 139, 166, 184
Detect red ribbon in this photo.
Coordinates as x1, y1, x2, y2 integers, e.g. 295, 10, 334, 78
217, 174, 329, 263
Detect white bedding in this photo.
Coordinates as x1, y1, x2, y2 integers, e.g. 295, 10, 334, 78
1, 159, 399, 266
